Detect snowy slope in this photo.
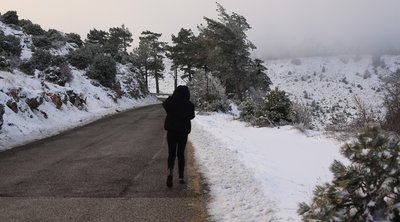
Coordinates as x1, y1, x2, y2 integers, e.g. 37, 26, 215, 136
0, 67, 157, 150
266, 55, 400, 130
188, 55, 400, 221
0, 21, 33, 60
0, 22, 158, 151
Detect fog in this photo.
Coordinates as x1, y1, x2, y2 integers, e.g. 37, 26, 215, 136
1, 0, 400, 58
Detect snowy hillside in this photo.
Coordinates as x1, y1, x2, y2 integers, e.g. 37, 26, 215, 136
0, 21, 157, 151
266, 55, 400, 130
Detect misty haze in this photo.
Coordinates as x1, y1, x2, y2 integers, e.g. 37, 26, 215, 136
1, 1, 400, 222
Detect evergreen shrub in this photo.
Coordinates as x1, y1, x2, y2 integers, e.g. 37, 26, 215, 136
0, 31, 22, 57
87, 54, 116, 88
1, 11, 18, 25
239, 88, 292, 127
298, 127, 400, 222
187, 72, 231, 112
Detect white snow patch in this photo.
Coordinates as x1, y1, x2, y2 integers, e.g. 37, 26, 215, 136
191, 113, 346, 221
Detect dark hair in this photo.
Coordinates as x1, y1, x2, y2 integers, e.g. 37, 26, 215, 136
172, 85, 190, 100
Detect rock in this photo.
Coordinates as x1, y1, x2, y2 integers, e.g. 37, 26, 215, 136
66, 90, 86, 110
8, 89, 21, 102
0, 104, 5, 130
26, 97, 43, 110
48, 93, 62, 109
6, 100, 18, 113
40, 111, 48, 119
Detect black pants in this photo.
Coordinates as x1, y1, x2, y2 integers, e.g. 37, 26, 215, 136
167, 131, 188, 179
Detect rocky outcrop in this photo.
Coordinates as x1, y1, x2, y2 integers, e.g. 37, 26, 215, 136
66, 90, 86, 110
26, 97, 43, 110
6, 100, 18, 113
48, 93, 63, 109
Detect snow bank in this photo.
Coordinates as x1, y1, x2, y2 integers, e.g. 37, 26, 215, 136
191, 113, 347, 221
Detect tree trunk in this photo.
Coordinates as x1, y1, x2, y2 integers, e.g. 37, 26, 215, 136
145, 67, 148, 92
155, 70, 160, 94
205, 73, 209, 100
174, 67, 178, 90
233, 61, 243, 101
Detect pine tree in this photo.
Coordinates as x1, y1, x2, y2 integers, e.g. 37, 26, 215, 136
166, 28, 196, 82
134, 31, 165, 93
298, 127, 400, 221
108, 24, 133, 55
199, 3, 257, 101
132, 40, 151, 91
86, 29, 108, 45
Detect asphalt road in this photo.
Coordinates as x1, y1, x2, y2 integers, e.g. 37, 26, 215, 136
0, 104, 207, 221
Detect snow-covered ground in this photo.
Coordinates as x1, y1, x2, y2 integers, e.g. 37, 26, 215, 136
266, 55, 400, 129
190, 113, 347, 221
0, 68, 158, 151
0, 21, 159, 151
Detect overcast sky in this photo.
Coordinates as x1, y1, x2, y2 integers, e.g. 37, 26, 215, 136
2, 0, 400, 58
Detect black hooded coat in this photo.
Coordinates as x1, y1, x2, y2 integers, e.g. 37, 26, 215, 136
162, 86, 195, 134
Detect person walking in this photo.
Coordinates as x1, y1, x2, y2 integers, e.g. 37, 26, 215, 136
162, 85, 195, 188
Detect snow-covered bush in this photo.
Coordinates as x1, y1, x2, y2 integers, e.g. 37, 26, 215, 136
0, 31, 22, 57
1, 11, 19, 25
43, 63, 72, 86
291, 58, 302, 65
239, 88, 293, 127
298, 126, 400, 222
67, 44, 100, 70
32, 35, 52, 49
291, 102, 313, 131
350, 95, 379, 130
187, 71, 231, 112
46, 29, 66, 49
87, 54, 117, 88
31, 49, 52, 71
18, 59, 35, 75
0, 56, 10, 71
383, 71, 400, 135
21, 20, 45, 36
65, 33, 83, 47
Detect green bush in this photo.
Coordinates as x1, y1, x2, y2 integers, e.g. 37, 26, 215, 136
0, 56, 10, 71
298, 127, 400, 222
187, 72, 231, 112
0, 32, 22, 57
239, 88, 293, 126
44, 63, 73, 86
1, 11, 18, 25
65, 33, 83, 47
31, 49, 52, 71
50, 55, 67, 66
22, 21, 45, 36
67, 44, 100, 70
19, 59, 35, 75
32, 35, 51, 49
46, 29, 65, 42
87, 54, 116, 88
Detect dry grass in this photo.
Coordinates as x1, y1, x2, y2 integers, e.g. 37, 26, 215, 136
187, 142, 209, 222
